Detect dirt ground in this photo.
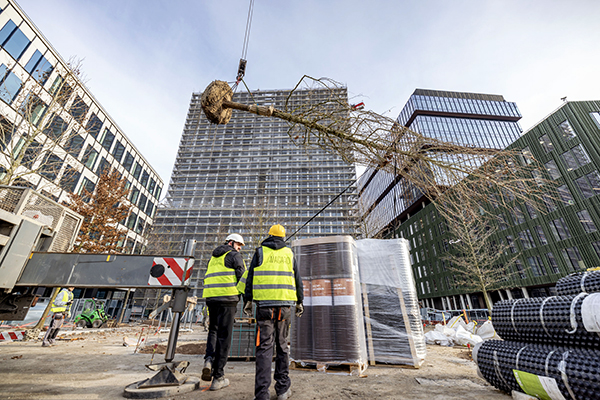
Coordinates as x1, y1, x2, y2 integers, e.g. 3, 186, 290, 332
0, 325, 510, 400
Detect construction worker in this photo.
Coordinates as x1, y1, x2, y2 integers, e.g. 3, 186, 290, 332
201, 233, 246, 391
41, 287, 74, 347
242, 224, 303, 400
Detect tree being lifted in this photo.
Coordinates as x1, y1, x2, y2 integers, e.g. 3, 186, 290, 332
200, 77, 553, 217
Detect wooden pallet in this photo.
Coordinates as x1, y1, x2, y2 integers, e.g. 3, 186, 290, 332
290, 360, 367, 377
234, 317, 256, 324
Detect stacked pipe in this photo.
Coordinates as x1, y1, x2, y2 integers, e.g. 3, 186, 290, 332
492, 294, 600, 350
556, 269, 600, 296
475, 272, 600, 398
473, 340, 600, 399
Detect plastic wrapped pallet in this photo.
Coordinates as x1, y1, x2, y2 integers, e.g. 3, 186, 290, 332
356, 238, 426, 367
290, 236, 368, 373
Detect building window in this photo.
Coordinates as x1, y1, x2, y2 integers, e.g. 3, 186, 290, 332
558, 120, 576, 140
0, 65, 22, 104
557, 185, 574, 206
497, 213, 508, 230
549, 218, 571, 241
575, 171, 600, 199
38, 153, 63, 182
561, 145, 591, 171
534, 225, 548, 245
140, 170, 149, 187
590, 112, 600, 129
82, 145, 98, 170
514, 259, 526, 279
122, 152, 134, 171
85, 113, 103, 138
24, 49, 53, 84
0, 20, 31, 61
591, 242, 600, 261
539, 134, 554, 153
506, 235, 517, 253
112, 141, 125, 162
59, 165, 80, 192
129, 186, 140, 204
544, 160, 561, 180
97, 157, 110, 175
43, 114, 67, 140
100, 129, 115, 151
512, 205, 526, 225
519, 229, 535, 249
79, 176, 96, 195
126, 212, 137, 230
132, 162, 142, 180
576, 209, 597, 233
545, 252, 560, 274
525, 202, 538, 219
65, 135, 84, 158
527, 256, 547, 277
521, 146, 534, 164
561, 247, 583, 272
69, 96, 88, 125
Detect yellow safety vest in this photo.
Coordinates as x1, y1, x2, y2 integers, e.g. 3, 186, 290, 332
252, 246, 297, 301
202, 251, 240, 298
236, 269, 248, 295
51, 289, 73, 313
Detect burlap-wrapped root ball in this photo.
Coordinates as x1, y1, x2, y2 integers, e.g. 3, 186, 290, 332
201, 80, 233, 124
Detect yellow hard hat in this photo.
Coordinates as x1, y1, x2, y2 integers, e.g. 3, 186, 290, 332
268, 224, 285, 237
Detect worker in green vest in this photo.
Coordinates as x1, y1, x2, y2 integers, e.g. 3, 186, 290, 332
41, 287, 74, 347
201, 233, 246, 391
243, 224, 303, 400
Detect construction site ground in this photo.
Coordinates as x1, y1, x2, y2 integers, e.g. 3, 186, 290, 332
0, 324, 510, 400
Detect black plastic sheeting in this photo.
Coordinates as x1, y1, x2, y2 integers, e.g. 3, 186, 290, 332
556, 270, 600, 296
492, 295, 600, 350
474, 340, 600, 399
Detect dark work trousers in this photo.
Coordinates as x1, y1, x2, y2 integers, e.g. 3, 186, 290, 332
205, 303, 237, 379
42, 312, 65, 345
255, 306, 292, 400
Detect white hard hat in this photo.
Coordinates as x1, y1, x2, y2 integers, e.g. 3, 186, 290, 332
225, 233, 245, 246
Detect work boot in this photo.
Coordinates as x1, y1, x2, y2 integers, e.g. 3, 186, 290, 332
209, 377, 229, 391
201, 358, 212, 381
277, 388, 292, 400
41, 342, 50, 347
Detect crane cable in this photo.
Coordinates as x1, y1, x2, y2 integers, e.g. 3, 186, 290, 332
234, 0, 255, 89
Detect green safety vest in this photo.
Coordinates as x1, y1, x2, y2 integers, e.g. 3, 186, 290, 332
252, 246, 297, 301
202, 251, 241, 298
51, 289, 73, 313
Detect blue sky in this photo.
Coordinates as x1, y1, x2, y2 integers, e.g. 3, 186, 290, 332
16, 0, 600, 189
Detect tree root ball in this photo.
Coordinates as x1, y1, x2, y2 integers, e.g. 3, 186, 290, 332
201, 80, 233, 124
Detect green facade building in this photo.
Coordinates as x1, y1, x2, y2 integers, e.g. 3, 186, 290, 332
396, 100, 600, 310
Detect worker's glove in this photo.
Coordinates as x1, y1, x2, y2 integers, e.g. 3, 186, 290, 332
295, 303, 304, 318
243, 301, 253, 317
66, 301, 73, 306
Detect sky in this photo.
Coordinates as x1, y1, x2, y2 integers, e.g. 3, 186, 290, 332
15, 0, 600, 192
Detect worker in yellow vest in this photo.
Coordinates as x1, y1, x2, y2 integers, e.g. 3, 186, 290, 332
201, 233, 246, 391
41, 287, 74, 347
242, 224, 303, 400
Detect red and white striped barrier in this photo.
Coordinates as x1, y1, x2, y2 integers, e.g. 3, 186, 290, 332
148, 257, 194, 286
0, 331, 25, 341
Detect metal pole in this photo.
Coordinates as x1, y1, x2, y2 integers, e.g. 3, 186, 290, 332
163, 239, 196, 363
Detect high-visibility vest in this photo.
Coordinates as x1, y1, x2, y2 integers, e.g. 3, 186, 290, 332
252, 246, 297, 301
51, 289, 73, 313
236, 269, 248, 295
202, 251, 240, 298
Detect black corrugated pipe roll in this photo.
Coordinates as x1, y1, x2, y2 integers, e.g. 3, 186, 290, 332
473, 340, 600, 399
492, 294, 600, 350
556, 270, 600, 296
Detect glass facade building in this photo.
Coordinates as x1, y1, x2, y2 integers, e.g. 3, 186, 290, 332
0, 0, 162, 252
155, 87, 357, 296
358, 89, 522, 237
398, 100, 600, 310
